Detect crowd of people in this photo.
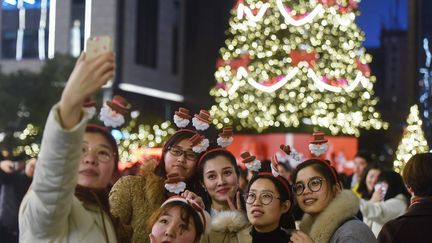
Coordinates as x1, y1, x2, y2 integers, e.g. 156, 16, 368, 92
1, 52, 432, 243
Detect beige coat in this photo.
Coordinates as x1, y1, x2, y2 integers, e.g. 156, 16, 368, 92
19, 106, 117, 243
360, 193, 408, 237
109, 161, 165, 243
201, 210, 252, 243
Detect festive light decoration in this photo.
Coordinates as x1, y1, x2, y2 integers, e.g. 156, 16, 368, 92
393, 105, 429, 173
12, 123, 40, 158
211, 0, 386, 135
117, 112, 175, 163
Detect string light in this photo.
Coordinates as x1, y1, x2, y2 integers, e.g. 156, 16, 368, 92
211, 0, 386, 136
393, 105, 429, 173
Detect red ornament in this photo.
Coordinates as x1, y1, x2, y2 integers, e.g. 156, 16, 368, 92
216, 54, 250, 72
229, 53, 251, 71
356, 59, 371, 77
290, 50, 318, 67
318, 0, 337, 7
260, 75, 284, 86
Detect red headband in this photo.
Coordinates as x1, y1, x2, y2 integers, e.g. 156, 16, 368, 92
257, 172, 292, 201
301, 159, 339, 183
197, 147, 232, 167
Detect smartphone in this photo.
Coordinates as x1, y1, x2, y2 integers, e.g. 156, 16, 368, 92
85, 36, 112, 60
374, 182, 388, 197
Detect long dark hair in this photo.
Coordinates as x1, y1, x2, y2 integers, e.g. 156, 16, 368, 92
356, 162, 383, 199
377, 170, 411, 201
197, 148, 244, 212
154, 129, 201, 192
293, 159, 341, 191
247, 173, 296, 230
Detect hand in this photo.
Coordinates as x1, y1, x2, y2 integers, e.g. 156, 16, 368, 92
181, 190, 205, 209
290, 230, 314, 243
25, 158, 36, 178
0, 160, 14, 174
370, 188, 384, 203
227, 190, 242, 211
59, 52, 115, 128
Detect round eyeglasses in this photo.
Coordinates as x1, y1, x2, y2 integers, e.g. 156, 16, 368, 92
293, 177, 325, 195
168, 146, 198, 161
82, 146, 114, 163
245, 192, 280, 205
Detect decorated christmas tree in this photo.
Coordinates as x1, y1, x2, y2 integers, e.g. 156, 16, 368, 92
394, 105, 429, 173
210, 0, 386, 135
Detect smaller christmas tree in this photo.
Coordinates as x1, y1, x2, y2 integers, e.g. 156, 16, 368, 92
394, 105, 429, 173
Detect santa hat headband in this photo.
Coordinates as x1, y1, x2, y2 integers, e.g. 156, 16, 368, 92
161, 196, 211, 233
172, 107, 234, 154
297, 131, 339, 183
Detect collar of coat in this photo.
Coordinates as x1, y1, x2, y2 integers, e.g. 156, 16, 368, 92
210, 210, 250, 233
299, 189, 359, 243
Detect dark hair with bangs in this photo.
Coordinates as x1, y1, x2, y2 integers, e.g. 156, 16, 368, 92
196, 148, 243, 211
247, 173, 296, 230
146, 201, 204, 241
154, 129, 201, 192
292, 159, 342, 197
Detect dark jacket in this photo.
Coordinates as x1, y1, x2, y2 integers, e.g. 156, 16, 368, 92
0, 170, 32, 233
378, 201, 432, 243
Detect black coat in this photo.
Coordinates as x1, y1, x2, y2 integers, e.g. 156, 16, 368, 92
0, 170, 32, 233
378, 201, 432, 243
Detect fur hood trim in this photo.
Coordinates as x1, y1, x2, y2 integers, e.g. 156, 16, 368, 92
299, 189, 359, 243
211, 211, 250, 233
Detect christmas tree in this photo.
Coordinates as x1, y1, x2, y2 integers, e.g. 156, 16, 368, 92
394, 105, 429, 173
210, 0, 386, 135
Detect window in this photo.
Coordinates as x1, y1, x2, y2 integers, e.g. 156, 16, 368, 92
1, 0, 50, 60
135, 0, 158, 68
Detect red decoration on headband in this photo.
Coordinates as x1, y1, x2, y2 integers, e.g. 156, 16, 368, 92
106, 95, 130, 115
175, 107, 191, 119
258, 172, 292, 201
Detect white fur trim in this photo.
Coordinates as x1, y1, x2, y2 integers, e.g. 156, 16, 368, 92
309, 143, 328, 157
192, 138, 209, 153
245, 159, 261, 172
192, 117, 210, 131
164, 181, 186, 194
211, 210, 249, 233
173, 114, 190, 128
99, 106, 125, 128
217, 136, 233, 147
299, 190, 360, 243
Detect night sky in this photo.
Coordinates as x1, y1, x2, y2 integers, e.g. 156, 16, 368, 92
356, 0, 408, 47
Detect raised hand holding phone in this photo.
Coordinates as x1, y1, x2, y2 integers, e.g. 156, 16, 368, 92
59, 48, 114, 129
86, 36, 112, 60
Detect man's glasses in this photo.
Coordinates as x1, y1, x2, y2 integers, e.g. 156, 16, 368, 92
168, 146, 198, 161
82, 146, 114, 163
293, 177, 325, 195
245, 192, 280, 205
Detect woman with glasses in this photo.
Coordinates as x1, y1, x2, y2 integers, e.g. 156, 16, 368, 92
289, 159, 376, 243
246, 172, 295, 243
19, 52, 130, 242
197, 148, 251, 243
110, 128, 203, 243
